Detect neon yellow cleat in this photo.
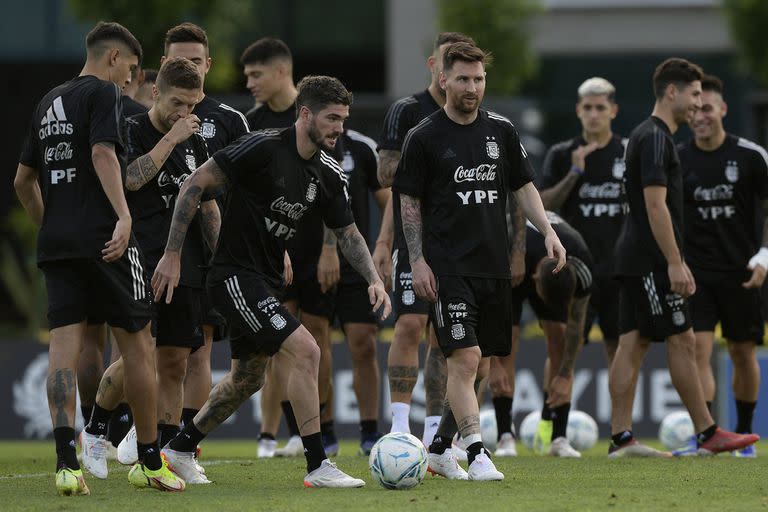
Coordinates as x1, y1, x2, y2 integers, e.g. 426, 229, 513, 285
56, 467, 90, 496
533, 419, 553, 455
128, 455, 185, 492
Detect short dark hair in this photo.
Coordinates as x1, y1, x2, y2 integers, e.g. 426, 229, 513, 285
701, 74, 724, 95
442, 42, 491, 73
86, 21, 143, 64
539, 259, 577, 311
240, 38, 292, 66
296, 75, 353, 114
164, 22, 209, 54
434, 31, 476, 51
142, 69, 158, 84
652, 58, 703, 99
156, 57, 202, 92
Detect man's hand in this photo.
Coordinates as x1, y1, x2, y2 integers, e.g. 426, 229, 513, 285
544, 230, 567, 273
368, 279, 392, 320
152, 252, 181, 304
668, 261, 696, 298
411, 257, 437, 303
489, 357, 513, 396
571, 142, 599, 172
102, 216, 131, 262
167, 114, 201, 145
547, 374, 573, 408
283, 251, 293, 286
372, 241, 393, 292
317, 245, 340, 293
510, 250, 525, 287
743, 264, 767, 289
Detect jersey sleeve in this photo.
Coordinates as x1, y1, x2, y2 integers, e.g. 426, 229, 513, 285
378, 98, 412, 151
360, 142, 382, 192
323, 176, 355, 229
391, 131, 429, 198
504, 124, 535, 191
638, 129, 670, 188
539, 144, 566, 189
569, 253, 594, 298
19, 113, 40, 168
212, 131, 273, 185
89, 81, 124, 149
750, 145, 768, 200
227, 109, 250, 141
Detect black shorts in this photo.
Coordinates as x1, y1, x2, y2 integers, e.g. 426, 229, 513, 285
207, 271, 301, 358
511, 278, 567, 326
281, 261, 336, 320
430, 275, 512, 358
153, 285, 204, 350
690, 280, 763, 344
335, 281, 378, 325
40, 249, 152, 332
392, 247, 430, 319
618, 271, 691, 340
584, 275, 620, 343
200, 290, 227, 342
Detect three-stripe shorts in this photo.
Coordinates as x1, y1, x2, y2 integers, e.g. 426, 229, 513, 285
618, 271, 691, 340
207, 270, 301, 358
429, 275, 513, 358
39, 244, 152, 332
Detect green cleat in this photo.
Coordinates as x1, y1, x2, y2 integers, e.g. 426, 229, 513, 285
533, 419, 553, 455
56, 467, 90, 496
128, 455, 185, 492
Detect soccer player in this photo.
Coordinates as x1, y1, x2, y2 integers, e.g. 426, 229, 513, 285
377, 32, 485, 449
333, 128, 390, 453
241, 37, 338, 458
491, 211, 593, 458
14, 21, 183, 494
158, 22, 250, 460
153, 75, 390, 487
609, 58, 760, 457
539, 77, 627, 365
134, 69, 157, 109
393, 42, 565, 481
122, 65, 149, 116
674, 74, 767, 457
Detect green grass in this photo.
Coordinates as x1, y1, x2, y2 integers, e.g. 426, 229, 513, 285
0, 440, 766, 511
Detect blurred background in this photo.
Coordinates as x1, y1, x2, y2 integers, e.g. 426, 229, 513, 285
1, 0, 767, 440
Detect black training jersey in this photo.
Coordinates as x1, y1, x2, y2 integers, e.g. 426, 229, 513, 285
19, 75, 126, 264
246, 102, 296, 132
336, 129, 382, 284
193, 95, 250, 154
524, 211, 594, 298
540, 135, 628, 277
124, 113, 210, 287
393, 108, 535, 279
380, 90, 442, 251
615, 117, 684, 276
122, 96, 148, 117
681, 134, 768, 279
211, 127, 354, 289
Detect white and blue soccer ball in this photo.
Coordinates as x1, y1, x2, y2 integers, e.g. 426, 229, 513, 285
369, 432, 428, 490
479, 408, 498, 452
659, 411, 694, 450
520, 410, 541, 451
566, 410, 599, 451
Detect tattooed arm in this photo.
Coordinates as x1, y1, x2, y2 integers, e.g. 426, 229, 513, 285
400, 193, 436, 302
152, 158, 228, 303
200, 199, 221, 253
508, 192, 526, 286
547, 295, 589, 408
317, 224, 340, 293
377, 149, 401, 187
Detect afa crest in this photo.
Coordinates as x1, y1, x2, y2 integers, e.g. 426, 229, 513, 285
725, 160, 739, 183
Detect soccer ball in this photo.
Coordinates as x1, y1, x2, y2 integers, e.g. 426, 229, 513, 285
479, 408, 498, 452
566, 410, 599, 451
519, 410, 541, 451
658, 411, 694, 450
368, 432, 428, 490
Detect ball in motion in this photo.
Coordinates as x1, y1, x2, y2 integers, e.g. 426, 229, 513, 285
658, 411, 694, 450
479, 408, 499, 452
566, 410, 599, 451
369, 432, 428, 490
519, 410, 541, 451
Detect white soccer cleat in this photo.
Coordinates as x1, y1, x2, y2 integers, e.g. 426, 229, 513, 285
117, 425, 138, 465
161, 447, 211, 484
81, 431, 109, 479
549, 437, 582, 458
452, 437, 469, 461
427, 449, 469, 480
107, 442, 118, 461
258, 438, 277, 458
303, 460, 365, 488
494, 432, 518, 457
274, 435, 304, 457
468, 451, 504, 481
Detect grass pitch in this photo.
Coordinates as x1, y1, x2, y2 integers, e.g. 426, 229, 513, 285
0, 439, 765, 511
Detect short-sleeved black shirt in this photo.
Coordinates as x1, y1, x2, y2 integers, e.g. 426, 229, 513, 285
124, 113, 210, 287
211, 127, 354, 290
681, 134, 768, 280
524, 211, 594, 298
19, 75, 126, 264
336, 129, 382, 285
122, 96, 148, 117
246, 102, 296, 132
615, 117, 684, 276
539, 135, 628, 277
193, 95, 250, 154
393, 109, 534, 279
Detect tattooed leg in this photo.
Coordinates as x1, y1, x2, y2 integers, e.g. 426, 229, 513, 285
276, 327, 322, 435
47, 323, 86, 428
436, 373, 486, 440
424, 327, 448, 416
95, 358, 125, 410
388, 365, 419, 399
388, 313, 426, 404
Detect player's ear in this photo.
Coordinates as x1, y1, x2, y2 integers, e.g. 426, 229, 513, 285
160, 55, 167, 67
720, 100, 728, 118
610, 102, 619, 120
108, 47, 120, 67
439, 71, 447, 90
205, 57, 212, 74
152, 83, 159, 101
427, 54, 436, 72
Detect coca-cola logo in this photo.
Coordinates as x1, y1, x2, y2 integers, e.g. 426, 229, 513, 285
693, 184, 733, 202
45, 142, 73, 163
578, 182, 622, 199
157, 170, 190, 189
270, 196, 308, 221
454, 164, 497, 183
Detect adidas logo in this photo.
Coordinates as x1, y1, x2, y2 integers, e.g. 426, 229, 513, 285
39, 96, 73, 139
441, 148, 456, 159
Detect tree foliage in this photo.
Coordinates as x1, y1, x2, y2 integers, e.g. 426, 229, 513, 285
437, 0, 541, 95
67, 0, 257, 90
722, 0, 768, 87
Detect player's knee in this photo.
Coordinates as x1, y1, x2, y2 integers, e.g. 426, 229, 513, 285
394, 315, 426, 346
727, 342, 756, 368
292, 336, 321, 372
157, 351, 189, 383
448, 349, 481, 381
349, 331, 377, 363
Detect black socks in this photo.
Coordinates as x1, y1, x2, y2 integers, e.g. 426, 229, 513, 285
54, 427, 79, 471
169, 421, 206, 453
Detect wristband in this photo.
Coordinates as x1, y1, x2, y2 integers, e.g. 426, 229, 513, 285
748, 247, 768, 270
570, 164, 584, 176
